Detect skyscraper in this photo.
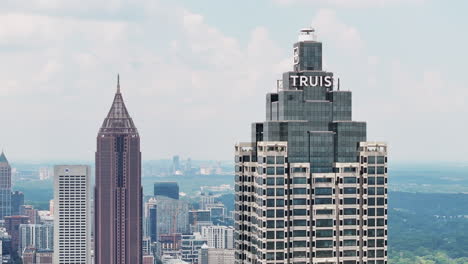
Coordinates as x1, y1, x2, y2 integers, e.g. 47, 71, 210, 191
11, 191, 24, 216
5, 215, 29, 255
154, 182, 179, 200
53, 165, 91, 264
0, 152, 12, 219
95, 76, 143, 264
234, 28, 388, 264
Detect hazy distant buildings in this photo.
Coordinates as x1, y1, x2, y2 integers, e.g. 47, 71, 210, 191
201, 226, 234, 249
173, 156, 181, 174
0, 152, 12, 219
95, 78, 143, 264
11, 191, 24, 216
234, 28, 388, 264
189, 210, 211, 233
155, 182, 180, 200
21, 205, 39, 224
150, 197, 189, 237
53, 165, 91, 263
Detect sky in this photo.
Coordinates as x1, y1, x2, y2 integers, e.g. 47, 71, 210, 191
0, 0, 467, 163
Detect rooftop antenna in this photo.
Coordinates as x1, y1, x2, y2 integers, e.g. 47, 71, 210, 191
337, 78, 340, 91
117, 74, 121, 94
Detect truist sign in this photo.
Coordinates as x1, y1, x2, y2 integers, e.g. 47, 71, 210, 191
290, 75, 333, 88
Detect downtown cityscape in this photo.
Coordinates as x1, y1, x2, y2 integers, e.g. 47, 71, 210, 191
1, 1, 468, 264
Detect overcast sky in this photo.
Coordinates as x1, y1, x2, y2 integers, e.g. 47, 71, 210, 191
0, 0, 467, 163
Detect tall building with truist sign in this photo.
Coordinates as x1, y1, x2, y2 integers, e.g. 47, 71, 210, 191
234, 28, 388, 264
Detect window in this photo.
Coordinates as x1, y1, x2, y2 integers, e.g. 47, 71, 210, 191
293, 177, 307, 184
316, 209, 333, 215
344, 177, 357, 184
315, 187, 332, 195
315, 178, 332, 183
316, 229, 333, 238
276, 178, 284, 185
343, 229, 356, 236
343, 219, 357, 225
276, 167, 285, 175
293, 199, 307, 205
344, 187, 356, 194
343, 250, 356, 257
276, 156, 285, 164
368, 166, 376, 174
344, 198, 357, 205
293, 230, 307, 237
344, 208, 356, 215
344, 240, 356, 246
293, 209, 307, 216
316, 219, 333, 227
293, 220, 307, 226
315, 198, 332, 205
316, 240, 333, 248
316, 251, 333, 258
293, 188, 307, 195
267, 178, 275, 186
267, 156, 275, 164
267, 167, 275, 175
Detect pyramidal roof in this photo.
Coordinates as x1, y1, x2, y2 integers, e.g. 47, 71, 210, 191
99, 75, 138, 134
0, 151, 9, 164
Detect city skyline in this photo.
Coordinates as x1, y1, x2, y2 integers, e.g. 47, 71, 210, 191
0, 0, 467, 163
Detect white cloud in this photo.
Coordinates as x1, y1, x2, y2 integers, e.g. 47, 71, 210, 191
0, 1, 289, 161
272, 0, 425, 7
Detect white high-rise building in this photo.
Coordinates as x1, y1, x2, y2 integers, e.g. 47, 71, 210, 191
53, 165, 91, 264
199, 244, 235, 264
201, 225, 234, 249
19, 223, 54, 255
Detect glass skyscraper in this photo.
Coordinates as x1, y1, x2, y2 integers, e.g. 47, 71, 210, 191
0, 151, 12, 220
234, 28, 388, 264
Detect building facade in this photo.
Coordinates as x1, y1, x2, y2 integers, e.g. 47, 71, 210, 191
19, 223, 54, 256
201, 225, 234, 249
95, 77, 143, 264
154, 182, 180, 200
53, 165, 91, 264
5, 215, 30, 255
199, 245, 235, 264
234, 28, 388, 264
0, 152, 12, 220
11, 191, 24, 216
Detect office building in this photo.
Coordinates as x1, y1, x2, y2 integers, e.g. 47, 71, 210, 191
53, 165, 91, 264
5, 215, 29, 255
181, 233, 206, 264
21, 205, 39, 224
19, 223, 53, 256
234, 28, 388, 264
95, 76, 143, 264
189, 210, 212, 233
152, 197, 189, 237
201, 225, 234, 249
0, 152, 11, 220
11, 191, 24, 216
154, 182, 179, 200
145, 200, 158, 242
199, 245, 235, 264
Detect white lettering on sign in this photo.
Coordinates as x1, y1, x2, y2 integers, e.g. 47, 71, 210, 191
290, 75, 333, 88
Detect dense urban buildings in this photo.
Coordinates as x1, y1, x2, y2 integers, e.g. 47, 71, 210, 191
94, 77, 143, 264
53, 165, 91, 263
0, 152, 12, 220
234, 28, 388, 264
155, 182, 180, 200
19, 223, 54, 256
199, 245, 235, 264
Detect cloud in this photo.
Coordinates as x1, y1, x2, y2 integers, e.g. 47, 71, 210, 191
272, 0, 425, 8
0, 1, 289, 161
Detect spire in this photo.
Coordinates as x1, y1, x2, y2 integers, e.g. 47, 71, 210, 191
99, 78, 138, 133
0, 151, 8, 164
117, 74, 121, 94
